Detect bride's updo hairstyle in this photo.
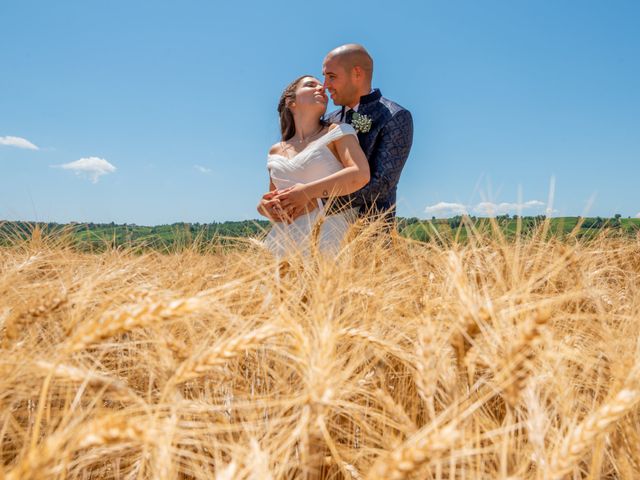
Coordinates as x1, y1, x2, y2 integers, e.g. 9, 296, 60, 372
277, 75, 328, 142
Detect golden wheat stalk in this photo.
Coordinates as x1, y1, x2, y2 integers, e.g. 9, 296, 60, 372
2, 295, 67, 347
548, 387, 640, 479
31, 359, 146, 405
6, 416, 148, 480
414, 321, 454, 416
66, 296, 202, 352
500, 307, 552, 406
170, 324, 282, 384
366, 423, 459, 480
374, 387, 417, 435
324, 457, 362, 480
2, 219, 640, 479
215, 461, 238, 480
338, 327, 410, 361
34, 360, 124, 388
4, 433, 67, 480
73, 416, 149, 449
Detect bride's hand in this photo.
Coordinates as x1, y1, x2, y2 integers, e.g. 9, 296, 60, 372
274, 184, 313, 216
288, 198, 318, 221
258, 192, 288, 222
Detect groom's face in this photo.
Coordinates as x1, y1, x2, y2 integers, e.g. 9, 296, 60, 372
322, 56, 358, 107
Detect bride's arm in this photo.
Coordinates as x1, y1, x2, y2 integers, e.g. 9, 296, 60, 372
275, 134, 370, 211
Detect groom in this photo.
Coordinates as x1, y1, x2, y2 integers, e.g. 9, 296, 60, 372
268, 43, 413, 223
321, 44, 413, 221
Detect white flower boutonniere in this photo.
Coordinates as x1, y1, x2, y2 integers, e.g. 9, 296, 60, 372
350, 112, 372, 133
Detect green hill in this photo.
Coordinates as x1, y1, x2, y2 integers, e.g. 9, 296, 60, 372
2, 216, 638, 251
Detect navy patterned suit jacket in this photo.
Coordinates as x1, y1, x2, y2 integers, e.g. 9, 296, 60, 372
325, 88, 413, 218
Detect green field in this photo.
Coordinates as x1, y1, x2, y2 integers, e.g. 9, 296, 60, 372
2, 216, 638, 251
399, 215, 640, 242
0, 220, 270, 251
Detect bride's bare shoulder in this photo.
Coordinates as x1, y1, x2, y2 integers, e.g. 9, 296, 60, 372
327, 123, 340, 132
268, 142, 285, 156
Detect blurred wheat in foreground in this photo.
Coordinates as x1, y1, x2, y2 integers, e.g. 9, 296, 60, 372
1, 218, 640, 479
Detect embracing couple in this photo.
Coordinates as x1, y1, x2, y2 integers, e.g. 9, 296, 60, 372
257, 44, 413, 258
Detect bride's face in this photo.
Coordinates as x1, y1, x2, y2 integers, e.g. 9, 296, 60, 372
291, 77, 328, 116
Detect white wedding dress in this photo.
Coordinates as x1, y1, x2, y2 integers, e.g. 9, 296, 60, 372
264, 123, 358, 258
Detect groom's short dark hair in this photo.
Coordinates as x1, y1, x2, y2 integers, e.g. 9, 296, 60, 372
326, 44, 373, 80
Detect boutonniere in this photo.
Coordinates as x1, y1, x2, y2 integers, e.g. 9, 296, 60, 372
351, 112, 372, 133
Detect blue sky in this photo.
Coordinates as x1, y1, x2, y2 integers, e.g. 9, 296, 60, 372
2, 0, 639, 224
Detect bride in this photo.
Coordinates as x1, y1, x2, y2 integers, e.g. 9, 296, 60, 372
257, 75, 369, 257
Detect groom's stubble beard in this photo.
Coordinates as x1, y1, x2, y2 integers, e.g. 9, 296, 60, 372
334, 82, 359, 108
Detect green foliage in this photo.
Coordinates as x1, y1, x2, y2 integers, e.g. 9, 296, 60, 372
2, 216, 639, 250
0, 220, 270, 251
398, 216, 640, 243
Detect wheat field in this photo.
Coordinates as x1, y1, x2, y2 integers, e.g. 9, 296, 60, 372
1, 219, 640, 479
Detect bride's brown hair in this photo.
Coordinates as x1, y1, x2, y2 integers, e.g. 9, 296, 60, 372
277, 75, 328, 142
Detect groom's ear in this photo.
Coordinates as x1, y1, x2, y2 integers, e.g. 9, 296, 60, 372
351, 65, 366, 84
353, 65, 363, 77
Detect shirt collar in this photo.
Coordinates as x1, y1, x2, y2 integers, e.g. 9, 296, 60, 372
348, 88, 376, 112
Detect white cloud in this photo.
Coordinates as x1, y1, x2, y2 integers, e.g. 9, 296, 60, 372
424, 202, 468, 217
425, 200, 547, 217
194, 164, 212, 174
636, 212, 640, 218
473, 200, 545, 216
55, 157, 116, 183
0, 135, 39, 150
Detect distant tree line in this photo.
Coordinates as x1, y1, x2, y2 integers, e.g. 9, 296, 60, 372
1, 215, 638, 249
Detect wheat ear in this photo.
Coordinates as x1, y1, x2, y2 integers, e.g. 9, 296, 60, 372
338, 327, 409, 361
501, 307, 551, 406
6, 416, 148, 480
73, 416, 149, 449
66, 296, 202, 352
374, 387, 417, 436
548, 387, 640, 479
171, 324, 281, 384
366, 423, 459, 480
34, 359, 122, 385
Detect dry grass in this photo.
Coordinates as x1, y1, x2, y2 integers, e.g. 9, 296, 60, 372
1, 219, 640, 479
